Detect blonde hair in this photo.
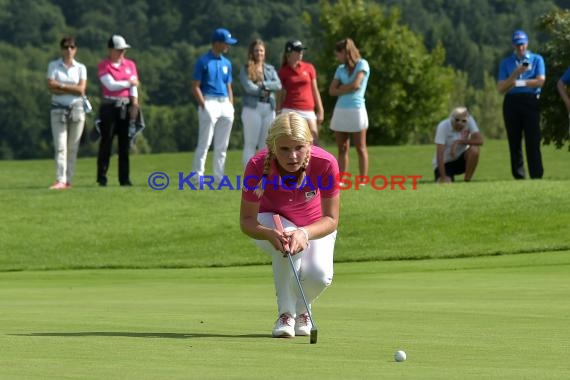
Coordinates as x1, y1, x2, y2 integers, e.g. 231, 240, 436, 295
254, 112, 313, 197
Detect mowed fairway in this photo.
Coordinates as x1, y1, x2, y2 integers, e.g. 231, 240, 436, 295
0, 141, 569, 379
1, 253, 569, 379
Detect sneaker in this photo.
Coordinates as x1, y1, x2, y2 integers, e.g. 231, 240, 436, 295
272, 313, 295, 338
295, 313, 312, 336
65, 183, 72, 189
49, 182, 67, 190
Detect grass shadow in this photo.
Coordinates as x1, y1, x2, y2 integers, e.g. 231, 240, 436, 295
10, 331, 270, 339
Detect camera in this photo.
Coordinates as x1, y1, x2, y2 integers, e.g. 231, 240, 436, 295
522, 61, 529, 67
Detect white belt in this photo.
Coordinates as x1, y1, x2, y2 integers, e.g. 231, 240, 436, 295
205, 96, 228, 102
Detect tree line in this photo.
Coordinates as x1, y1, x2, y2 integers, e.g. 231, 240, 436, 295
0, 0, 569, 159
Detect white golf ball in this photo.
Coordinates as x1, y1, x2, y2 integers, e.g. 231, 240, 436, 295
394, 350, 407, 362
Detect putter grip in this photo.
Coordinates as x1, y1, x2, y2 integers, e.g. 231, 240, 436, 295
272, 214, 290, 252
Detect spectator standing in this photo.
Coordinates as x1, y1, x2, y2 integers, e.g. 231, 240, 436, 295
497, 30, 545, 179
328, 38, 370, 177
277, 40, 324, 144
46, 36, 87, 190
239, 39, 282, 167
96, 35, 139, 186
191, 28, 237, 183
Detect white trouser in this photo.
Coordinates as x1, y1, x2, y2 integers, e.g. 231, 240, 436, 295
50, 108, 85, 184
254, 212, 336, 317
192, 98, 234, 182
241, 103, 275, 167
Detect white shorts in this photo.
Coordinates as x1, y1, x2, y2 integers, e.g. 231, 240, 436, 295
330, 107, 368, 132
281, 108, 317, 121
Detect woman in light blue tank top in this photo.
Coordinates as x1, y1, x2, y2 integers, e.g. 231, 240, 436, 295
328, 38, 370, 178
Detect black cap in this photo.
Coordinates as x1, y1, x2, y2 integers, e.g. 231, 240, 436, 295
285, 40, 307, 52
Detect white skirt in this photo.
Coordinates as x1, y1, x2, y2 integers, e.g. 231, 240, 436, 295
330, 107, 368, 132
280, 108, 317, 121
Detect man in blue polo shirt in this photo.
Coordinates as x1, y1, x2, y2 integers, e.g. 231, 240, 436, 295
497, 30, 545, 179
191, 28, 238, 183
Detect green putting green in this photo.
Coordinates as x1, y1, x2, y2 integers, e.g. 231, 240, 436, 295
1, 252, 568, 379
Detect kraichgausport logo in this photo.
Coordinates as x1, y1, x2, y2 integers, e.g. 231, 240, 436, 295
147, 172, 422, 191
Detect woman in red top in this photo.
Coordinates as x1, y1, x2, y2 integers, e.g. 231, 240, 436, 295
240, 112, 339, 338
276, 40, 324, 145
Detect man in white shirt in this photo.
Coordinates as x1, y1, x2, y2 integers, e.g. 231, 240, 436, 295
432, 107, 484, 183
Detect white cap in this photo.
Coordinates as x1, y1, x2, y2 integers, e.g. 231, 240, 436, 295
108, 35, 131, 50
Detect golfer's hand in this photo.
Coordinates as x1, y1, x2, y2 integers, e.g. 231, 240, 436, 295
437, 176, 452, 184
270, 229, 291, 254
284, 230, 308, 255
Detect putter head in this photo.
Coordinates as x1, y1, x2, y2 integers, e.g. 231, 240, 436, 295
310, 328, 318, 344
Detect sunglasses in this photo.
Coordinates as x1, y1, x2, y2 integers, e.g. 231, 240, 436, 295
62, 45, 76, 50
454, 118, 467, 123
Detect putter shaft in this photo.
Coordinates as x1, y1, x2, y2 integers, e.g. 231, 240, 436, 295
273, 214, 318, 344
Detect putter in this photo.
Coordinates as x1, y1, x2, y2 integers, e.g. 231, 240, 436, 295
273, 214, 318, 344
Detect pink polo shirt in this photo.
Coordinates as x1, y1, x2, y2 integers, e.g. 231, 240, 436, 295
242, 146, 340, 227
98, 57, 138, 98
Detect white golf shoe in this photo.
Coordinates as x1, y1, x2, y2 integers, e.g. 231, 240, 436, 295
295, 313, 312, 336
272, 313, 295, 338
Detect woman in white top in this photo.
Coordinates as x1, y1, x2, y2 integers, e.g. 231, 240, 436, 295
46, 36, 87, 190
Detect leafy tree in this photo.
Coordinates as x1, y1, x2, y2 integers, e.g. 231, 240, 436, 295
1, 0, 568, 159
143, 104, 197, 153
147, 4, 183, 47
384, 0, 559, 88
537, 9, 570, 150
0, 0, 66, 46
0, 43, 53, 159
316, 0, 454, 145
75, 9, 124, 50
472, 73, 506, 139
